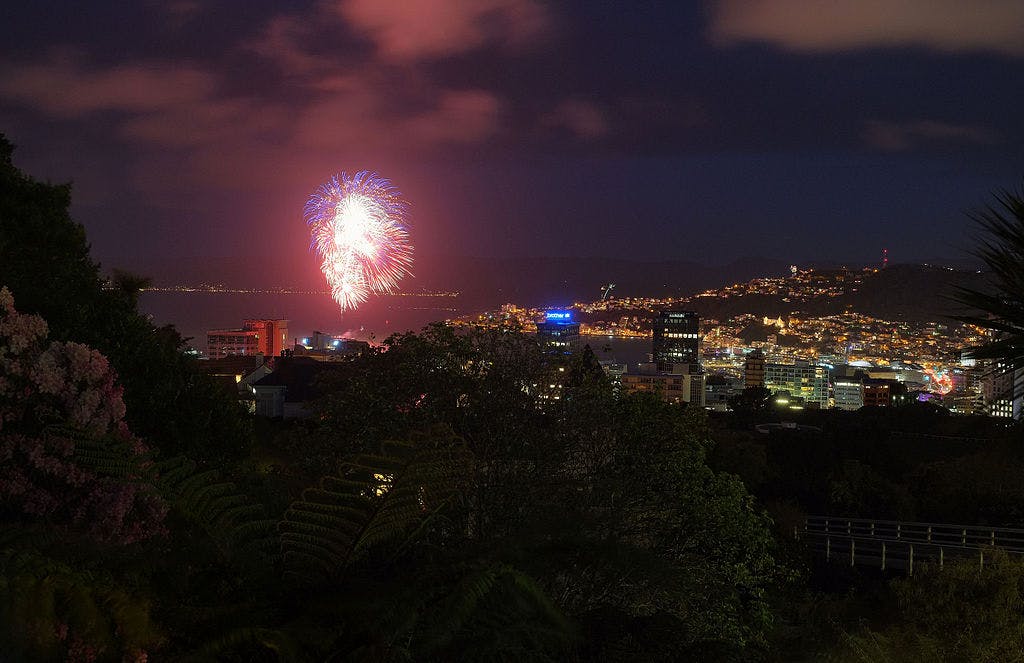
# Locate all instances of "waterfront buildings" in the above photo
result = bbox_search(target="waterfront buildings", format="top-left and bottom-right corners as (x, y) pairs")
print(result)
(206, 328), (260, 360)
(206, 318), (289, 359)
(244, 319), (289, 358)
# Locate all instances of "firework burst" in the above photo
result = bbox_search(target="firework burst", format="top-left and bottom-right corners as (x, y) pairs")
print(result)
(305, 172), (413, 312)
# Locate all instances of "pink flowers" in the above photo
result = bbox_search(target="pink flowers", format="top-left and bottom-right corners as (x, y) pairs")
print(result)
(0, 286), (167, 544)
(0, 286), (48, 354)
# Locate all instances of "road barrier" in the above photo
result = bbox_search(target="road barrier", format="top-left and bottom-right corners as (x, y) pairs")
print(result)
(799, 516), (1024, 574)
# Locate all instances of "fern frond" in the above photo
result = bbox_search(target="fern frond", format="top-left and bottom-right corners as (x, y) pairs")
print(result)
(152, 456), (278, 565)
(417, 564), (574, 655)
(187, 626), (301, 663)
(280, 425), (472, 583)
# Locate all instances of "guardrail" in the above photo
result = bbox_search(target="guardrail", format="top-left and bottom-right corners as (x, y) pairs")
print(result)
(800, 516), (1024, 574)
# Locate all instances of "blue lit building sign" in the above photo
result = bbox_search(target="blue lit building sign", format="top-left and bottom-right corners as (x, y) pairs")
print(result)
(545, 310), (572, 322)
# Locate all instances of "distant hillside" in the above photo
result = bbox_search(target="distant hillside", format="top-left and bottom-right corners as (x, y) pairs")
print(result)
(414, 255), (794, 309)
(650, 265), (990, 323)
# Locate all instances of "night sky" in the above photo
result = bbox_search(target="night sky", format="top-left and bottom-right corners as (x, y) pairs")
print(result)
(2, 1), (1023, 276)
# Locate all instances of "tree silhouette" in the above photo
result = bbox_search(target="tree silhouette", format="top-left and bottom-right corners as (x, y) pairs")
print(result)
(0, 134), (250, 458)
(953, 184), (1024, 414)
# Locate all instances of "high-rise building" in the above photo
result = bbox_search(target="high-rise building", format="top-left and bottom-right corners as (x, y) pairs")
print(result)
(536, 310), (581, 353)
(652, 311), (699, 368)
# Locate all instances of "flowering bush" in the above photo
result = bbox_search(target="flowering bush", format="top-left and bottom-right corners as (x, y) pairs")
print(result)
(0, 286), (166, 543)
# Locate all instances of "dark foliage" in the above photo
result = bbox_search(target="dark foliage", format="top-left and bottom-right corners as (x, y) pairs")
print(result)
(0, 134), (250, 459)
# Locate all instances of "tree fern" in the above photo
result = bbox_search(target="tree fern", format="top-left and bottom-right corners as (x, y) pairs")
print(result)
(280, 424), (472, 583)
(186, 626), (301, 663)
(952, 184), (1024, 407)
(154, 455), (277, 564)
(0, 548), (162, 660)
(70, 433), (145, 479)
(415, 563), (576, 658)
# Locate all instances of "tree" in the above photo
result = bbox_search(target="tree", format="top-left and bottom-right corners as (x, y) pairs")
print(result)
(0, 288), (166, 661)
(953, 184), (1024, 411)
(828, 551), (1024, 662)
(306, 327), (783, 658)
(0, 134), (250, 458)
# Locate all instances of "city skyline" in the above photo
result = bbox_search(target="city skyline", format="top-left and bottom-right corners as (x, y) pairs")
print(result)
(1, 2), (1023, 284)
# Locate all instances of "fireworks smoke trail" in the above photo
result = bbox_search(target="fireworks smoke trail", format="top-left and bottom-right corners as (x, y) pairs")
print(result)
(305, 172), (413, 312)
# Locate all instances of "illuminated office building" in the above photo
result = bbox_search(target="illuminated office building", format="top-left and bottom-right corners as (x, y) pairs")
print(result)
(536, 310), (581, 353)
(622, 362), (706, 406)
(652, 310), (699, 368)
(764, 359), (829, 408)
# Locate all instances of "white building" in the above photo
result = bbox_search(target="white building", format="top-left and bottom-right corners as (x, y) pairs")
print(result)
(622, 362), (706, 406)
(833, 378), (864, 411)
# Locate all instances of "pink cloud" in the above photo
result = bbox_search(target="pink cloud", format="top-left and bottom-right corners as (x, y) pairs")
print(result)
(0, 56), (217, 117)
(864, 119), (998, 151)
(336, 0), (549, 60)
(294, 78), (500, 150)
(544, 100), (608, 139)
(709, 0), (1024, 56)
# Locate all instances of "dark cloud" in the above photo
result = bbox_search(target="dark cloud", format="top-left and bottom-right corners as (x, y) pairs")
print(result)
(864, 120), (998, 152)
(0, 1), (1021, 269)
(0, 55), (217, 117)
(709, 0), (1024, 56)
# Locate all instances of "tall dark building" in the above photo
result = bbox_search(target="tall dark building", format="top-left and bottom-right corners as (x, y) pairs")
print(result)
(652, 310), (699, 368)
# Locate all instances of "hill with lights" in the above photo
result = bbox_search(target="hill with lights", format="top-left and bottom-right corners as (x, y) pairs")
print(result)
(585, 264), (990, 325)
